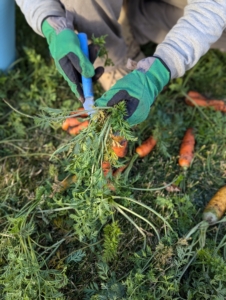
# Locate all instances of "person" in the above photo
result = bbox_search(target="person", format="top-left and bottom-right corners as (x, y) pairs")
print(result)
(16, 0), (226, 126)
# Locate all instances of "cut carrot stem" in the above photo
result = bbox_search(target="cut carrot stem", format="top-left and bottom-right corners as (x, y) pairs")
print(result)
(112, 140), (128, 158)
(178, 128), (195, 170)
(111, 134), (125, 143)
(203, 186), (226, 224)
(185, 91), (226, 112)
(135, 136), (157, 158)
(68, 120), (89, 135)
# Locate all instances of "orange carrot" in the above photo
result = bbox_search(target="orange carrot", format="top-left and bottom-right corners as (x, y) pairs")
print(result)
(113, 164), (128, 178)
(178, 128), (195, 169)
(101, 161), (115, 191)
(102, 161), (111, 177)
(135, 136), (157, 158)
(185, 91), (226, 112)
(203, 186), (226, 224)
(107, 182), (116, 192)
(62, 118), (70, 131)
(106, 165), (128, 192)
(112, 140), (128, 158)
(62, 117), (81, 131)
(62, 107), (89, 131)
(68, 120), (89, 135)
(187, 91), (206, 100)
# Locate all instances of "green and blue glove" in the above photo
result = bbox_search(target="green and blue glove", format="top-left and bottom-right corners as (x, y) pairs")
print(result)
(95, 57), (170, 126)
(42, 16), (104, 102)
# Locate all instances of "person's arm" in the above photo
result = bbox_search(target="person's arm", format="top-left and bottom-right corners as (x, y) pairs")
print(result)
(155, 0), (226, 78)
(95, 0), (226, 126)
(15, 0), (104, 101)
(15, 0), (65, 36)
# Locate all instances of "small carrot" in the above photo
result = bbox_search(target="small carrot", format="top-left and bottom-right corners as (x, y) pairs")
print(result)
(62, 118), (70, 131)
(102, 161), (111, 177)
(178, 128), (195, 169)
(68, 120), (89, 135)
(122, 135), (157, 180)
(186, 91), (206, 100)
(107, 182), (116, 192)
(105, 165), (128, 192)
(112, 140), (128, 158)
(62, 107), (89, 131)
(203, 186), (226, 224)
(179, 128), (195, 168)
(113, 164), (128, 178)
(185, 91), (226, 112)
(102, 161), (116, 191)
(135, 136), (157, 158)
(62, 117), (81, 131)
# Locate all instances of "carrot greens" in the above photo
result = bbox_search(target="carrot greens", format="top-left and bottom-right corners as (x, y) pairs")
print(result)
(1, 9), (226, 299)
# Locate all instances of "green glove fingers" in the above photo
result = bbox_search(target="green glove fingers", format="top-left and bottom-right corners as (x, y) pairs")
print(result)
(95, 58), (170, 126)
(51, 29), (94, 77)
(42, 19), (95, 101)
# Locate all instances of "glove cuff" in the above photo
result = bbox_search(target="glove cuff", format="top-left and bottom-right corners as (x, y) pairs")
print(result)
(136, 56), (171, 84)
(42, 13), (74, 41)
(46, 16), (74, 33)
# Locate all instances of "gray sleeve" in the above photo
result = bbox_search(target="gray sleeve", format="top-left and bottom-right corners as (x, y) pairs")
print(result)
(154, 0), (226, 79)
(15, 0), (65, 36)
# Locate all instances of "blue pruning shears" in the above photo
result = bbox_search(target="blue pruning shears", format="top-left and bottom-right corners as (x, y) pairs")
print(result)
(77, 33), (95, 116)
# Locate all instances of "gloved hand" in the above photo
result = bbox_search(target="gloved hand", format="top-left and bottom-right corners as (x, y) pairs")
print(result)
(42, 16), (104, 102)
(95, 57), (170, 126)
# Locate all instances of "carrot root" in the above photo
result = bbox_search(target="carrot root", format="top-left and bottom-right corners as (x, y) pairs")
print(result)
(112, 140), (128, 158)
(185, 91), (226, 112)
(68, 120), (89, 135)
(203, 186), (226, 224)
(62, 117), (81, 131)
(113, 164), (128, 178)
(102, 161), (112, 177)
(135, 136), (157, 158)
(178, 128), (195, 169)
(62, 107), (89, 132)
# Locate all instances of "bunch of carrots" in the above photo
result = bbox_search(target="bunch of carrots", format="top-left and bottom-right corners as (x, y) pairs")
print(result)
(60, 90), (226, 224)
(101, 134), (157, 191)
(60, 107), (195, 183)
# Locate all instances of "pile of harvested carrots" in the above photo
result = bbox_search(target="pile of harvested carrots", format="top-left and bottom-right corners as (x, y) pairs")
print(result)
(61, 91), (226, 225)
